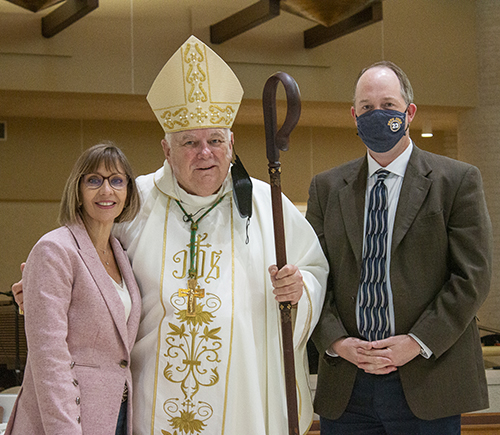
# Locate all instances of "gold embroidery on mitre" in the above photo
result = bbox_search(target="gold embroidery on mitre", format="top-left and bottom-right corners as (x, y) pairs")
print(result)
(147, 35), (244, 133)
(210, 104), (236, 127)
(161, 107), (190, 131)
(185, 41), (208, 105)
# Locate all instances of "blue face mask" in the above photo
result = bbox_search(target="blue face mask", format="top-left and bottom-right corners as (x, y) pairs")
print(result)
(356, 108), (408, 153)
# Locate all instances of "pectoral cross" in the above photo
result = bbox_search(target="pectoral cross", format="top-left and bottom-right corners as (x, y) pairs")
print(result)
(178, 278), (205, 317)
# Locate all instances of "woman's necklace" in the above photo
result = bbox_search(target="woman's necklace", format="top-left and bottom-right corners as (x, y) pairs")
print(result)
(98, 247), (112, 266)
(175, 196), (224, 317)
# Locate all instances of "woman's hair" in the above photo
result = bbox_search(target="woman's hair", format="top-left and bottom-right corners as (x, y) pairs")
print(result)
(58, 142), (141, 226)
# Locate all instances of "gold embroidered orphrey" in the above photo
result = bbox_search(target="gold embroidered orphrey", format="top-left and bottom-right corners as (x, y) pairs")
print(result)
(158, 198), (227, 435)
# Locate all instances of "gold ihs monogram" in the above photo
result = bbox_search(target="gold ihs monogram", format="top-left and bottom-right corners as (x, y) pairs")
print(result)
(172, 233), (221, 283)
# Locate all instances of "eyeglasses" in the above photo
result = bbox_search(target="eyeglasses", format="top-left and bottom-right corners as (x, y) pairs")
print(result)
(82, 173), (128, 190)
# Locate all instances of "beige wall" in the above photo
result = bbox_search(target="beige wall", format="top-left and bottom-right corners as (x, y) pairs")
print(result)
(0, 115), (446, 295)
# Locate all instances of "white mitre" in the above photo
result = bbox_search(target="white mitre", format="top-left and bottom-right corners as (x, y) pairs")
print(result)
(147, 35), (244, 133)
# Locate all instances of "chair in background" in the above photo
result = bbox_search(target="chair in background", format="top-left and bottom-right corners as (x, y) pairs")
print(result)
(0, 300), (26, 391)
(0, 393), (17, 424)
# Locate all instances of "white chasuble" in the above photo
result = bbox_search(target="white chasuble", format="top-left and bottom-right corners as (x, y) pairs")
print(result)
(114, 162), (328, 435)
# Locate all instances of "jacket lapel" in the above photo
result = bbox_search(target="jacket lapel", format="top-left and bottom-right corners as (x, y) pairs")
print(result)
(339, 147), (433, 261)
(339, 157), (368, 265)
(67, 222), (131, 350)
(392, 146), (433, 252)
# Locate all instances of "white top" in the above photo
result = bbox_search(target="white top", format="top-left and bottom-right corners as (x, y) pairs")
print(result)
(111, 277), (132, 321)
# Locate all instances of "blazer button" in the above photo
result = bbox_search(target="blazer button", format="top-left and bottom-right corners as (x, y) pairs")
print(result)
(119, 360), (128, 368)
(72, 379), (79, 386)
(77, 416), (81, 424)
(76, 396), (81, 405)
(70, 361), (75, 369)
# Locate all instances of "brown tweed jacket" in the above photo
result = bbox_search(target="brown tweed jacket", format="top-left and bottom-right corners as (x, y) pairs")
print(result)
(307, 145), (492, 420)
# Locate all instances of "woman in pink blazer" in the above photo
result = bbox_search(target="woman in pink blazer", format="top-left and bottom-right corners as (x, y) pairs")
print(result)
(6, 143), (142, 435)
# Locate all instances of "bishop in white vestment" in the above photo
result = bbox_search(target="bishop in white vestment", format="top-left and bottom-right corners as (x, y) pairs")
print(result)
(113, 35), (329, 435)
(114, 162), (328, 435)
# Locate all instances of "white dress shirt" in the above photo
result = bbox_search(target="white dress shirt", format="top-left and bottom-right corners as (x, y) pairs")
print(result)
(356, 141), (431, 357)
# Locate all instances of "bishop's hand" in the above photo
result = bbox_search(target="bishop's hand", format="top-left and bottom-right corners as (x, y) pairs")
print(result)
(268, 264), (303, 305)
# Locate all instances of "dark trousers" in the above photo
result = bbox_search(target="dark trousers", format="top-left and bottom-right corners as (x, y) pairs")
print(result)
(115, 399), (128, 435)
(320, 370), (461, 435)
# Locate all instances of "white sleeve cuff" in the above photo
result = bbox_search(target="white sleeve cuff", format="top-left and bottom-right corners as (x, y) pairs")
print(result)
(409, 333), (433, 359)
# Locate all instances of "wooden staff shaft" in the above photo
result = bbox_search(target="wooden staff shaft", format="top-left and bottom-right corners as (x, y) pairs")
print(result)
(269, 161), (299, 435)
(263, 71), (302, 435)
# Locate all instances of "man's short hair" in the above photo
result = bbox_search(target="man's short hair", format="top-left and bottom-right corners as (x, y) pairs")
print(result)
(163, 128), (232, 147)
(353, 60), (414, 106)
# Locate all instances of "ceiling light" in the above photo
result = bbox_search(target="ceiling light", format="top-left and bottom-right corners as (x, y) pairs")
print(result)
(421, 120), (433, 138)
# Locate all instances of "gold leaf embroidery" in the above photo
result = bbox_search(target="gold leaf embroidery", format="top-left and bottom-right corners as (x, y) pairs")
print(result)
(162, 293), (222, 434)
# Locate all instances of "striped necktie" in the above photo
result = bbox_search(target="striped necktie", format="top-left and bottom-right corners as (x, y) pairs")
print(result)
(358, 169), (391, 341)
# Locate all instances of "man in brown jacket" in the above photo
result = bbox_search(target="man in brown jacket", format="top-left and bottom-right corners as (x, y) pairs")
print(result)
(307, 60), (492, 434)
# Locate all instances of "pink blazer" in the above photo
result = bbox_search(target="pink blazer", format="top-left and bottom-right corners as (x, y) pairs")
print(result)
(6, 222), (141, 435)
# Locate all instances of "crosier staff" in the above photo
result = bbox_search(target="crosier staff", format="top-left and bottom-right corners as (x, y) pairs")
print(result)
(263, 71), (301, 435)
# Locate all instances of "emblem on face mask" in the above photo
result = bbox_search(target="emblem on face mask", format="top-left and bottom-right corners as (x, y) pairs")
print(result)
(388, 117), (403, 132)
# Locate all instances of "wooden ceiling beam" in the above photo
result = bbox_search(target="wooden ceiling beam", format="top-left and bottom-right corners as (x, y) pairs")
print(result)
(42, 0), (98, 38)
(4, 0), (63, 13)
(304, 1), (382, 49)
(210, 0), (280, 44)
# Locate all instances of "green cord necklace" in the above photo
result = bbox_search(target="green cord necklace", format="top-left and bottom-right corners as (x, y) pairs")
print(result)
(175, 196), (224, 316)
